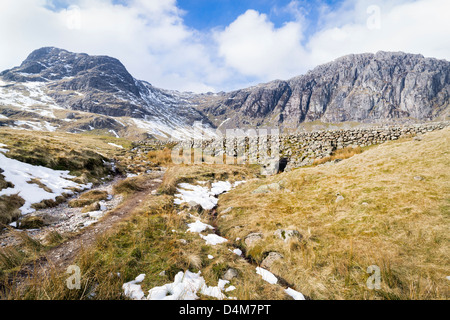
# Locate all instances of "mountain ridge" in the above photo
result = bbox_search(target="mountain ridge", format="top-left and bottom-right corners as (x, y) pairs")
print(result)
(0, 47), (448, 139)
(194, 51), (449, 131)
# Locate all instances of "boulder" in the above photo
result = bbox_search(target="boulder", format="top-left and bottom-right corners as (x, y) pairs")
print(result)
(245, 233), (263, 246)
(223, 268), (239, 281)
(261, 252), (284, 269)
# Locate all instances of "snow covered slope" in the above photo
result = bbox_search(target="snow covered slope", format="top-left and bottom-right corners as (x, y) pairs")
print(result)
(0, 47), (217, 140)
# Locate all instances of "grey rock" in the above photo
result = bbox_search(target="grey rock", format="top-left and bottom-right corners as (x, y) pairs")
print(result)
(244, 232), (263, 246)
(261, 252), (284, 269)
(221, 207), (233, 214)
(274, 229), (302, 242)
(194, 51), (449, 129)
(223, 268), (239, 281)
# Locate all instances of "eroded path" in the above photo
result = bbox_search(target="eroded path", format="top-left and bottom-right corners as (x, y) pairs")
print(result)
(13, 171), (165, 283)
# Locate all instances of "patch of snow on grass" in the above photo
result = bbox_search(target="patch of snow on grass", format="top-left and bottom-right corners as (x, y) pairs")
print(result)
(123, 274), (146, 300)
(187, 220), (214, 233)
(0, 153), (89, 215)
(108, 142), (123, 149)
(174, 181), (246, 210)
(200, 233), (228, 246)
(256, 267), (278, 285)
(146, 270), (228, 300)
(174, 183), (217, 210)
(210, 181), (232, 195)
(231, 248), (242, 256)
(285, 288), (306, 300)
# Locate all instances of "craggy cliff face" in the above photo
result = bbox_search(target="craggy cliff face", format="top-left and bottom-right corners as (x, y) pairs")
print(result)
(194, 52), (449, 131)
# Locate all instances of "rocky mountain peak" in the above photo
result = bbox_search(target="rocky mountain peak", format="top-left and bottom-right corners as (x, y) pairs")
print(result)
(195, 51), (449, 130)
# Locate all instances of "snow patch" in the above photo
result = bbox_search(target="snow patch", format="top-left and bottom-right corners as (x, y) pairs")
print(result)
(187, 220), (214, 233)
(108, 142), (123, 149)
(256, 267), (278, 285)
(122, 274), (146, 300)
(285, 288), (306, 300)
(146, 270), (229, 300)
(0, 153), (90, 215)
(200, 233), (228, 246)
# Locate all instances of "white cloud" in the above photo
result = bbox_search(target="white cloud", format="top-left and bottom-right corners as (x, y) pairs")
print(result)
(306, 0), (450, 66)
(215, 0), (450, 86)
(215, 9), (308, 81)
(0, 0), (221, 92)
(0, 0), (448, 93)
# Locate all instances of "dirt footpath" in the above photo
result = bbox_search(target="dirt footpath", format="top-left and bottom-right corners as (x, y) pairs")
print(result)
(15, 172), (165, 282)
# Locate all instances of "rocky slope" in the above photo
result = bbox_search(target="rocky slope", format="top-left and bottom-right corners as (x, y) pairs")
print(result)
(194, 51), (449, 131)
(0, 47), (215, 140)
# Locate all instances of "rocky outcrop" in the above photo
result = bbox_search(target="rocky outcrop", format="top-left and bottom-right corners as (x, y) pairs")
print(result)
(194, 52), (449, 130)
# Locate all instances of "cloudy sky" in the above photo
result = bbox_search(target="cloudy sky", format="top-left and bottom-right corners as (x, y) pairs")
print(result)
(0, 0), (449, 93)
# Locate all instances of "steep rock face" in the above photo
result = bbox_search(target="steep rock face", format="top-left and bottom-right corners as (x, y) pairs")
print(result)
(195, 52), (449, 130)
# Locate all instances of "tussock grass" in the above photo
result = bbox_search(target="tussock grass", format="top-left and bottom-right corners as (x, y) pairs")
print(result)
(313, 146), (363, 165)
(112, 174), (158, 196)
(0, 194), (24, 225)
(159, 164), (260, 195)
(146, 148), (173, 166)
(68, 190), (108, 208)
(43, 230), (65, 246)
(217, 128), (450, 300)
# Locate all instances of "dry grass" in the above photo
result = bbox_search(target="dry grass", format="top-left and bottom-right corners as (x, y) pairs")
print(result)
(2, 189), (287, 300)
(112, 173), (160, 196)
(313, 146), (363, 165)
(146, 148), (173, 166)
(0, 194), (24, 225)
(68, 190), (109, 208)
(217, 127), (450, 300)
(159, 164), (260, 195)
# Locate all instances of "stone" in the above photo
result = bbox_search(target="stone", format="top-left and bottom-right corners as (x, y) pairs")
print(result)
(244, 233), (263, 246)
(336, 195), (345, 203)
(221, 207), (233, 214)
(274, 229), (302, 242)
(261, 252), (284, 269)
(252, 183), (282, 194)
(223, 268), (239, 281)
(414, 176), (424, 181)
(188, 201), (203, 213)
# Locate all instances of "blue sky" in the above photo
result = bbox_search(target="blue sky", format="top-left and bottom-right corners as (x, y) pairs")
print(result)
(177, 0), (333, 30)
(1, 0), (449, 92)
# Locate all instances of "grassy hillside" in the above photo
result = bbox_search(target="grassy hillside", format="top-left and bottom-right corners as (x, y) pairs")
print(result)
(0, 128), (130, 224)
(217, 127), (450, 299)
(1, 127), (448, 300)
